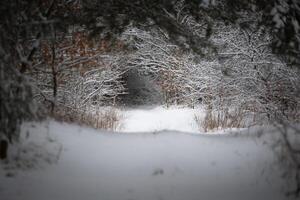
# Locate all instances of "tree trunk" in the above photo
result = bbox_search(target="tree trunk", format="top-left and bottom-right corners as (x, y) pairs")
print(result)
(0, 140), (8, 159)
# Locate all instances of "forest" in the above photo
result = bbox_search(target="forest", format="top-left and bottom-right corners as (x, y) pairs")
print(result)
(0, 0), (300, 200)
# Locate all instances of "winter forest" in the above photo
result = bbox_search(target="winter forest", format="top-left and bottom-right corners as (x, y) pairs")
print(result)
(0, 0), (300, 200)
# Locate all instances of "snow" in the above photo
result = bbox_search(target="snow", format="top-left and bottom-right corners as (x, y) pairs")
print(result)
(0, 107), (293, 200)
(121, 106), (202, 133)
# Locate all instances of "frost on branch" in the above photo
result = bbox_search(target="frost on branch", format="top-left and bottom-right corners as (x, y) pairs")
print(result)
(209, 20), (300, 123)
(65, 61), (126, 111)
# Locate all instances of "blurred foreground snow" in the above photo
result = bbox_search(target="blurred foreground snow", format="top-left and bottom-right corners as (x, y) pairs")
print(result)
(0, 107), (294, 200)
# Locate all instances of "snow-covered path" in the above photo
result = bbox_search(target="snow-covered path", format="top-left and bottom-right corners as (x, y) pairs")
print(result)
(121, 106), (202, 133)
(0, 116), (290, 200)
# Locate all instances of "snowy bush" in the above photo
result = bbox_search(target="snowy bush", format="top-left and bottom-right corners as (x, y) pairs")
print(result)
(200, 21), (300, 123)
(53, 107), (123, 131)
(182, 18), (300, 130)
(62, 62), (126, 111)
(196, 107), (246, 132)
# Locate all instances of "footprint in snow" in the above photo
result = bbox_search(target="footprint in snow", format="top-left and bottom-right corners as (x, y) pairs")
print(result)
(152, 168), (164, 176)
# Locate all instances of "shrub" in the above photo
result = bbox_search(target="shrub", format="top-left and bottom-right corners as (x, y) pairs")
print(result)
(196, 106), (246, 132)
(52, 106), (122, 131)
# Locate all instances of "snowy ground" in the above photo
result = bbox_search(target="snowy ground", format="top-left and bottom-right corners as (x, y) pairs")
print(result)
(121, 106), (202, 133)
(0, 107), (294, 200)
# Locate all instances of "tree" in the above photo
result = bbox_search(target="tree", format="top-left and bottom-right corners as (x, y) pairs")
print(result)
(0, 0), (58, 158)
(221, 0), (300, 66)
(78, 0), (300, 66)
